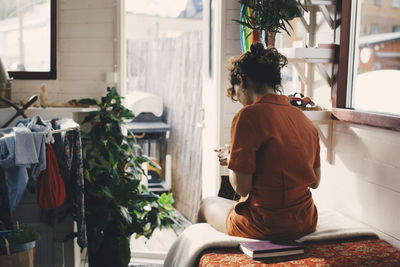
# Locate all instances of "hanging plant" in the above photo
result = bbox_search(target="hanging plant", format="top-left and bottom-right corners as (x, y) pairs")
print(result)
(79, 87), (177, 267)
(234, 0), (307, 47)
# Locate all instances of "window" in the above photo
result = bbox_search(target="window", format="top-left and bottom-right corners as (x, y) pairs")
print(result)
(333, 0), (400, 131)
(393, 25), (400, 32)
(393, 0), (400, 8)
(374, 0), (382, 6)
(370, 24), (379, 34)
(0, 0), (56, 79)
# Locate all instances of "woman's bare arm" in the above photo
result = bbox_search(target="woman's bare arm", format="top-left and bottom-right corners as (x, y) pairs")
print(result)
(229, 169), (252, 197)
(215, 146), (253, 197)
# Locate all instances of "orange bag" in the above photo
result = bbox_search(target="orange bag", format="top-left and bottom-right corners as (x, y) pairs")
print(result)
(37, 144), (66, 210)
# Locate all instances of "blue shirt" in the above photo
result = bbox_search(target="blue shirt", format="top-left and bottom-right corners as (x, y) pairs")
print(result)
(0, 116), (47, 212)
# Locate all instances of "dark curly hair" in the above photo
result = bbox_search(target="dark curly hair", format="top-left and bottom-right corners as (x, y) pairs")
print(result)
(227, 42), (288, 101)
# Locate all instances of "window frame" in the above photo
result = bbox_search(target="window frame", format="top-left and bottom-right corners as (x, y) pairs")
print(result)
(332, 0), (400, 132)
(7, 0), (57, 80)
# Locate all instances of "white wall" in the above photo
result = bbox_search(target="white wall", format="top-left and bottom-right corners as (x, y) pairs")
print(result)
(313, 120), (400, 249)
(10, 0), (118, 105)
(201, 0), (243, 198)
(219, 0), (243, 177)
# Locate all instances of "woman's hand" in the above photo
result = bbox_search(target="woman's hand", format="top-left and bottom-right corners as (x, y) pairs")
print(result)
(214, 145), (230, 166)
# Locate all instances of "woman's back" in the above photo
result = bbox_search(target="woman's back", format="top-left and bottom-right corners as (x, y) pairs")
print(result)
(198, 43), (321, 241)
(227, 94), (320, 240)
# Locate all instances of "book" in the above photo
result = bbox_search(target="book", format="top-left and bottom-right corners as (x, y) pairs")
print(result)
(239, 240), (305, 259)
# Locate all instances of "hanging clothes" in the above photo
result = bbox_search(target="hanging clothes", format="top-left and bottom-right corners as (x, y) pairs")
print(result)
(51, 118), (87, 248)
(0, 127), (46, 213)
(0, 167), (12, 229)
(37, 143), (66, 210)
(16, 115), (54, 144)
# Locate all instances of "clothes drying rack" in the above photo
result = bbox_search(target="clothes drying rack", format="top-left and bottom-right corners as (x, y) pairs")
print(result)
(0, 124), (79, 135)
(0, 94), (80, 134)
(0, 95), (39, 128)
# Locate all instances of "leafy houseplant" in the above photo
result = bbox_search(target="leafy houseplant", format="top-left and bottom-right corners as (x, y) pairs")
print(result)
(79, 87), (176, 267)
(7, 223), (40, 245)
(0, 222), (39, 260)
(234, 0), (307, 47)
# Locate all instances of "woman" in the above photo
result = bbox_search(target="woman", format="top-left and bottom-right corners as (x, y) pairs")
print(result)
(198, 43), (321, 240)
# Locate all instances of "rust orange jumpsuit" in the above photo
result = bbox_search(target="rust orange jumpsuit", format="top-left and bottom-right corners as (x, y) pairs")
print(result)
(227, 94), (320, 240)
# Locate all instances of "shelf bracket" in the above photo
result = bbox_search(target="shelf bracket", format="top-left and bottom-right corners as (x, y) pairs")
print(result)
(314, 119), (334, 164)
(317, 5), (335, 30)
(316, 63), (332, 86)
(292, 62), (307, 84)
(300, 16), (310, 33)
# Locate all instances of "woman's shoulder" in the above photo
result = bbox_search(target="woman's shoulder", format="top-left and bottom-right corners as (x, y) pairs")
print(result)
(234, 104), (260, 121)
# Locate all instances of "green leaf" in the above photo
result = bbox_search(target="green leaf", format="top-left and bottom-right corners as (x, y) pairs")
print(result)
(143, 155), (161, 169)
(101, 186), (113, 199)
(118, 206), (132, 224)
(234, 0), (307, 35)
(158, 193), (175, 206)
(119, 108), (135, 120)
(79, 98), (101, 106)
(81, 111), (99, 125)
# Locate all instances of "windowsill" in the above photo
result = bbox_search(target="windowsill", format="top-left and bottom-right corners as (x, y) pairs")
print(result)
(303, 110), (332, 121)
(331, 108), (400, 131)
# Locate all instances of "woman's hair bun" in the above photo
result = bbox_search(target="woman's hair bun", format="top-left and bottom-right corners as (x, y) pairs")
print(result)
(226, 42), (288, 98)
(249, 42), (287, 70)
(250, 42), (266, 56)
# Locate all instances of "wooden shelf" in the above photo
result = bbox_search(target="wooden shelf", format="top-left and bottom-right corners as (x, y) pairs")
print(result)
(279, 47), (334, 63)
(279, 47), (334, 86)
(308, 0), (336, 6)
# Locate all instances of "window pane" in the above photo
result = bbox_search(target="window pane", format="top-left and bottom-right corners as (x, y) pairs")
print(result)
(352, 0), (400, 115)
(0, 0), (51, 72)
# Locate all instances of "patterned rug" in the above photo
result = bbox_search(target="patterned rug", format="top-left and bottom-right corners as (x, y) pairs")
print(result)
(199, 237), (400, 266)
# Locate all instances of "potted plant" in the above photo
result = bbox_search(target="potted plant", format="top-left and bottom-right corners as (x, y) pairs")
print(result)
(234, 0), (307, 47)
(7, 222), (39, 248)
(0, 222), (39, 267)
(79, 87), (177, 267)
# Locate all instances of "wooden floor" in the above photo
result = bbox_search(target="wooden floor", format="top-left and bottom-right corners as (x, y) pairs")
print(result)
(130, 209), (192, 266)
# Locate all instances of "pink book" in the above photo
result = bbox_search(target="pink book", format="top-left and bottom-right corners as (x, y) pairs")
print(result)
(239, 240), (305, 259)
